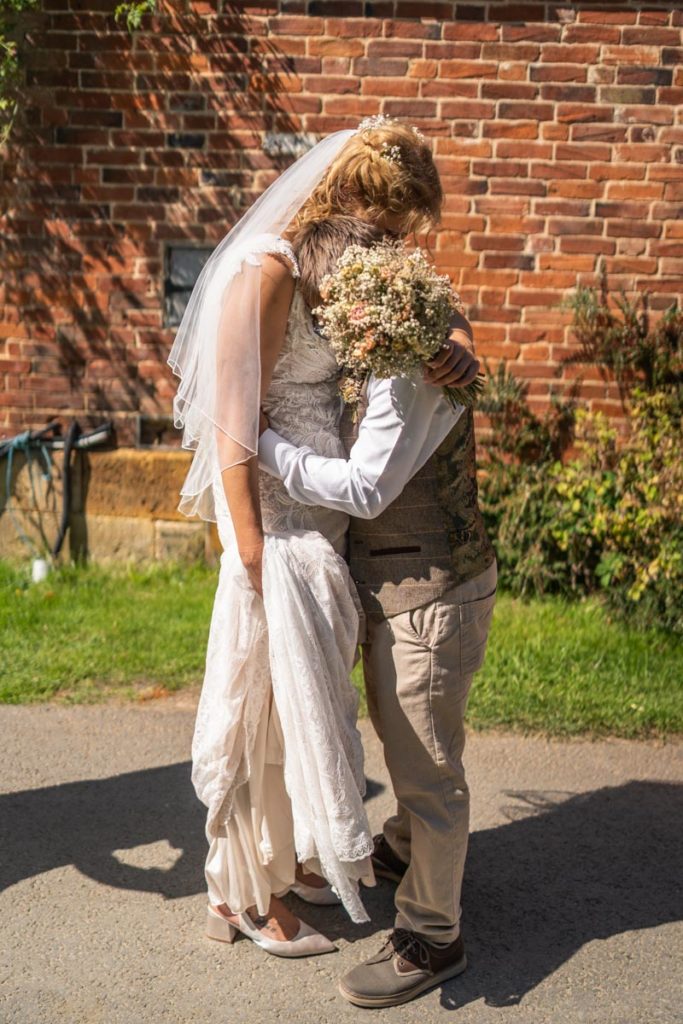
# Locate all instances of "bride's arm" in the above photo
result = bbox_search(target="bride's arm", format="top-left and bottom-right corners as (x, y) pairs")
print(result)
(220, 254), (295, 595)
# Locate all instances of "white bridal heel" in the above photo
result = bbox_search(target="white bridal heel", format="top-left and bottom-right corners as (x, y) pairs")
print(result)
(290, 880), (342, 905)
(206, 905), (337, 958)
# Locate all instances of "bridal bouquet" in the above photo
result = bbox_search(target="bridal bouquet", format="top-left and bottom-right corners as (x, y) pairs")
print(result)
(313, 239), (485, 415)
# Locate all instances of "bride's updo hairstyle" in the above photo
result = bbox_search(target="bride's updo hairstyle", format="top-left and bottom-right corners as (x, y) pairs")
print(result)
(288, 116), (443, 241)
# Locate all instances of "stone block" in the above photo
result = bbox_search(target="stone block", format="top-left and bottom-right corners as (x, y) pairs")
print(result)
(262, 131), (317, 157)
(0, 450), (207, 563)
(154, 519), (206, 562)
(0, 508), (59, 562)
(2, 448), (192, 523)
(79, 449), (194, 521)
(69, 513), (155, 563)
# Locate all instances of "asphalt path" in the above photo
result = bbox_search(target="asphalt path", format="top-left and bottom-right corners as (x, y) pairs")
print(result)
(1, 699), (681, 1024)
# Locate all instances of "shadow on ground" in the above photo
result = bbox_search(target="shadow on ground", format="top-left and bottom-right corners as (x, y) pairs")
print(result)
(1, 768), (681, 1009)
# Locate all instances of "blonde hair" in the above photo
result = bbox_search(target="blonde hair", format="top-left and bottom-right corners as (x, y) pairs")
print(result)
(287, 120), (443, 241)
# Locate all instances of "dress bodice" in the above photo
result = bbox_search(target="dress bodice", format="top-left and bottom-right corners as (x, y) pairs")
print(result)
(262, 286), (343, 448)
(213, 258), (349, 555)
(259, 284), (349, 552)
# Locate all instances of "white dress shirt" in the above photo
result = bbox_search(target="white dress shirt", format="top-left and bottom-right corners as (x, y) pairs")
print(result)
(258, 374), (463, 520)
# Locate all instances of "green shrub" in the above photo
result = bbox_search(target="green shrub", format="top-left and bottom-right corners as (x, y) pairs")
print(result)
(0, 0), (38, 144)
(114, 0), (156, 32)
(478, 362), (577, 596)
(479, 275), (683, 634)
(552, 390), (683, 632)
(567, 263), (683, 399)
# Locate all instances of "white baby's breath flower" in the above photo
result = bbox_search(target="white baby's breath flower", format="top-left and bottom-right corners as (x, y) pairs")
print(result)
(314, 239), (482, 414)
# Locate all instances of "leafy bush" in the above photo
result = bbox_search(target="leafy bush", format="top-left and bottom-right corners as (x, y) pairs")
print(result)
(553, 390), (683, 632)
(0, 0), (38, 144)
(567, 263), (683, 400)
(479, 275), (683, 634)
(114, 0), (156, 32)
(478, 364), (578, 596)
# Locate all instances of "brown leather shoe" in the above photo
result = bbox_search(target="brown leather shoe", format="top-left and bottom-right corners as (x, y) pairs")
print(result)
(338, 928), (467, 1008)
(370, 834), (408, 884)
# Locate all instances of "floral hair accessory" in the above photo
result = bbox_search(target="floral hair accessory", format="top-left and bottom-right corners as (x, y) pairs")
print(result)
(357, 114), (426, 143)
(380, 144), (402, 165)
(357, 114), (394, 133)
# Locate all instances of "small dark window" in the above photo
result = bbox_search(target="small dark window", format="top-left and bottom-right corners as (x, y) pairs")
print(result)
(164, 245), (213, 328)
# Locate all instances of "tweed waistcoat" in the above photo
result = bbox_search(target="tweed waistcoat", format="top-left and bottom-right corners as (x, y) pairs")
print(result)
(341, 399), (496, 621)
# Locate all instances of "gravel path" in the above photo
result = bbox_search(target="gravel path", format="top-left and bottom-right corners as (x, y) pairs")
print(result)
(1, 700), (681, 1024)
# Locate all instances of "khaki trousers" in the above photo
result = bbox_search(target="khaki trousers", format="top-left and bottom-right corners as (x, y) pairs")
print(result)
(362, 559), (497, 945)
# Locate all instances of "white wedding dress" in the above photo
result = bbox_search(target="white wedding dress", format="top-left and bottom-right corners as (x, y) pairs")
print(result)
(191, 244), (375, 925)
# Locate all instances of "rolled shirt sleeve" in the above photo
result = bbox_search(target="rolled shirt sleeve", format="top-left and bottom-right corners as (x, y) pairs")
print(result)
(258, 374), (463, 520)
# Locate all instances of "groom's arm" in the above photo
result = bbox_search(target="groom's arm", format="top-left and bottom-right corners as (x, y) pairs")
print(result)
(258, 374), (462, 520)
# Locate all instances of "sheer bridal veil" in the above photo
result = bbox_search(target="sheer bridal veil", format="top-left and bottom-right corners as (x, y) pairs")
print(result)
(167, 127), (358, 521)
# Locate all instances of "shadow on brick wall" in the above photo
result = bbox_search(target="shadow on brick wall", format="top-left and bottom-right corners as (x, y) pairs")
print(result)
(0, 1), (302, 442)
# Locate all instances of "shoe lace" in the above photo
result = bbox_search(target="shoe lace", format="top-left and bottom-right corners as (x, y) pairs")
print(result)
(391, 928), (431, 970)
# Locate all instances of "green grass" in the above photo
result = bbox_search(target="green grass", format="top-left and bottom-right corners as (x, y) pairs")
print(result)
(468, 593), (682, 737)
(0, 559), (216, 703)
(1, 560), (681, 737)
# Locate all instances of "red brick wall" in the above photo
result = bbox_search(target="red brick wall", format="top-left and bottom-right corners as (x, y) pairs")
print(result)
(1, 0), (681, 443)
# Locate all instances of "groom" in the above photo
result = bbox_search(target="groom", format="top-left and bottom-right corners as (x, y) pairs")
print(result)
(258, 227), (496, 1008)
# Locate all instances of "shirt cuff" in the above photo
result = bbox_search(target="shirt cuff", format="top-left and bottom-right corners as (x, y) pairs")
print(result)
(258, 427), (297, 479)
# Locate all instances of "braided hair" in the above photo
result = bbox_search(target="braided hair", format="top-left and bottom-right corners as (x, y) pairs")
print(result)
(289, 120), (443, 242)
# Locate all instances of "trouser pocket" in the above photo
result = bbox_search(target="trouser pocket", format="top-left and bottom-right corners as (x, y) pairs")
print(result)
(459, 589), (496, 677)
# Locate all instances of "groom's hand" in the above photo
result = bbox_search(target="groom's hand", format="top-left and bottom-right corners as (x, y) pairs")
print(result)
(424, 335), (481, 387)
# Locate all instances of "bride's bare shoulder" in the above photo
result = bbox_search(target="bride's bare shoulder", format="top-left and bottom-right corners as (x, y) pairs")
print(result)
(259, 236), (300, 281)
(258, 253), (298, 376)
(260, 256), (296, 326)
(261, 250), (296, 281)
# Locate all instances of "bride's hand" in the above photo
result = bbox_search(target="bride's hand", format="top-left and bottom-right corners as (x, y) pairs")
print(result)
(424, 335), (480, 388)
(239, 539), (264, 597)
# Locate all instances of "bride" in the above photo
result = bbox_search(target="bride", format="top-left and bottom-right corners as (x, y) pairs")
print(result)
(168, 116), (459, 958)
